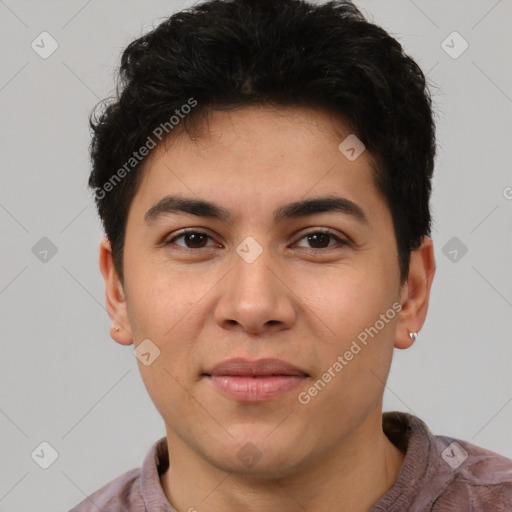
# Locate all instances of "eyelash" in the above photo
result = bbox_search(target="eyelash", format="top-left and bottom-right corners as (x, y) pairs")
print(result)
(163, 229), (349, 252)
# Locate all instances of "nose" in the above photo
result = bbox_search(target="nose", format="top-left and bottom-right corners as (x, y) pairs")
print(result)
(214, 244), (296, 335)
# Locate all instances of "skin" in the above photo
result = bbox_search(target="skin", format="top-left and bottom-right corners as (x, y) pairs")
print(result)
(100, 105), (435, 512)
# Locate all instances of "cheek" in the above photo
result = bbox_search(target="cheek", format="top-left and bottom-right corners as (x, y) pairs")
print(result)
(137, 361), (201, 438)
(299, 264), (398, 404)
(125, 262), (204, 342)
(127, 270), (203, 409)
(294, 263), (395, 343)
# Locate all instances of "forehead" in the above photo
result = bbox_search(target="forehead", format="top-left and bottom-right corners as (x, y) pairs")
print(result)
(128, 105), (385, 226)
(151, 105), (364, 165)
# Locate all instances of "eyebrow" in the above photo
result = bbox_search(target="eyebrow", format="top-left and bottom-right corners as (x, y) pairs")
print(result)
(144, 194), (369, 226)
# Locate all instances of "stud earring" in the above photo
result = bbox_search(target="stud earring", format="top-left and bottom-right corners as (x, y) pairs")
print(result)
(409, 332), (418, 343)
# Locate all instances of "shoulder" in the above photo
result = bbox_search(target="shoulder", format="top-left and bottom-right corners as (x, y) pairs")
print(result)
(68, 436), (169, 512)
(432, 434), (512, 510)
(68, 467), (143, 512)
(381, 412), (512, 511)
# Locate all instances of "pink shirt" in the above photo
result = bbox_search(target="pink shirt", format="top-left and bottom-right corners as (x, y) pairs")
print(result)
(69, 411), (512, 511)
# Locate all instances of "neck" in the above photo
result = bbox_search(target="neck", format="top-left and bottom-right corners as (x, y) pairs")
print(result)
(160, 409), (405, 512)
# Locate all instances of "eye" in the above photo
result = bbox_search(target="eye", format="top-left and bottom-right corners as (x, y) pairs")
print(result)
(163, 228), (348, 251)
(164, 230), (218, 250)
(294, 229), (348, 250)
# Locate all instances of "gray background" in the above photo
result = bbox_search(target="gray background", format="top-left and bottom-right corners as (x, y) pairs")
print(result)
(1, 0), (511, 510)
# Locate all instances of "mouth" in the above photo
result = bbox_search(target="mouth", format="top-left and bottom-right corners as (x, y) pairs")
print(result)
(202, 358), (310, 403)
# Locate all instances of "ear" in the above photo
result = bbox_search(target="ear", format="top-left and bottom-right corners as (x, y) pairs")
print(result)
(99, 237), (133, 346)
(395, 236), (436, 349)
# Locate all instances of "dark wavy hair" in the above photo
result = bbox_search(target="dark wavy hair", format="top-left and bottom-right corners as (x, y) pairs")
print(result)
(88, 0), (436, 285)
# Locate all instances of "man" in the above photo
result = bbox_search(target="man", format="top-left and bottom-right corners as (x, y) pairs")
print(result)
(71, 0), (512, 510)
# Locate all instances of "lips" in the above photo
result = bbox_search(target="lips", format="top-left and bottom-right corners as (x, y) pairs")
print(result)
(204, 357), (309, 377)
(203, 358), (309, 402)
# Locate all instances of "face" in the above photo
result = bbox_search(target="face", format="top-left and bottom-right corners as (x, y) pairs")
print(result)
(109, 106), (411, 477)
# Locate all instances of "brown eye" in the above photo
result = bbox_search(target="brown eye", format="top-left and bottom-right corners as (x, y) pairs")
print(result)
(165, 231), (216, 249)
(295, 230), (348, 250)
(305, 232), (331, 249)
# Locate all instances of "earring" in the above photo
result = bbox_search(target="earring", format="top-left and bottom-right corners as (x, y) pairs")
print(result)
(409, 332), (418, 343)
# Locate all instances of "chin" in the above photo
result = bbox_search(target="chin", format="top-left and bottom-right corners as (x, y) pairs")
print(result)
(210, 450), (307, 480)
(202, 431), (312, 479)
